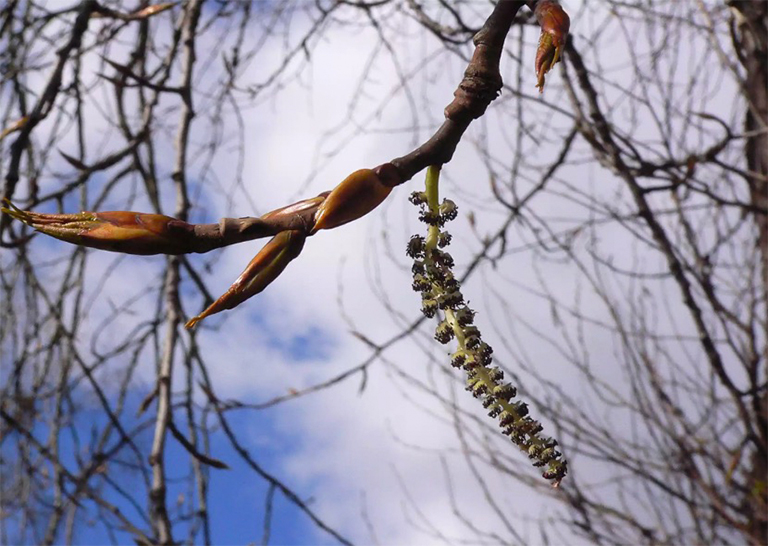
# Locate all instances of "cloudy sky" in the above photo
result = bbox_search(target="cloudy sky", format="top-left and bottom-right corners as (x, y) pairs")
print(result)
(5, 1), (740, 544)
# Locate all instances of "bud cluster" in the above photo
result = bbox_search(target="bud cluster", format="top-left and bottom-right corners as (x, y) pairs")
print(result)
(407, 175), (567, 486)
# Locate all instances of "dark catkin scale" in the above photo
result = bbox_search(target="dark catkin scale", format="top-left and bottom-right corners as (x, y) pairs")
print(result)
(444, 291), (464, 309)
(451, 351), (466, 368)
(412, 275), (431, 293)
(419, 210), (441, 225)
(426, 263), (446, 283)
(528, 444), (543, 459)
(487, 367), (503, 382)
(463, 326), (480, 339)
(469, 382), (488, 398)
(455, 307), (475, 326)
(434, 321), (455, 344)
(409, 191), (428, 206)
(493, 384), (516, 401)
(432, 249), (454, 268)
(465, 334), (481, 349)
(439, 199), (458, 222)
(421, 297), (438, 318)
(514, 402), (529, 417)
(462, 356), (478, 371)
(442, 274), (460, 292)
(407, 235), (426, 258)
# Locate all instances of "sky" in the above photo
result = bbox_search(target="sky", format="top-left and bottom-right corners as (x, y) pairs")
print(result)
(1, 1), (746, 545)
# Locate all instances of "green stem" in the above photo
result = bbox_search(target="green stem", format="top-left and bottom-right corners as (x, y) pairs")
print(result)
(425, 165), (441, 252)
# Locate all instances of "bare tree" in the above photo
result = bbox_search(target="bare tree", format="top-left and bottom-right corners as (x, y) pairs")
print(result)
(1, 1), (765, 545)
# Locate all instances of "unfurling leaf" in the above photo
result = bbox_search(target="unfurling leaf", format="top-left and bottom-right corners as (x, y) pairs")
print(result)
(1, 199), (194, 255)
(185, 230), (306, 329)
(534, 0), (570, 92)
(311, 168), (393, 233)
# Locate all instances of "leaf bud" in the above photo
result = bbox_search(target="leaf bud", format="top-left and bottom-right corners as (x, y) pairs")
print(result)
(534, 0), (570, 92)
(186, 230), (306, 328)
(312, 169), (392, 233)
(1, 200), (196, 255)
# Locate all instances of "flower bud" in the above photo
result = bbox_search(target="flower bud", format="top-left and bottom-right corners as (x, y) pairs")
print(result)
(406, 235), (426, 258)
(454, 307), (475, 326)
(534, 1), (570, 92)
(411, 274), (431, 293)
(185, 230), (306, 328)
(311, 168), (393, 233)
(450, 350), (467, 368)
(421, 297), (438, 318)
(486, 366), (504, 382)
(418, 209), (440, 226)
(439, 199), (458, 222)
(493, 383), (516, 401)
(434, 320), (455, 344)
(2, 199), (194, 255)
(408, 191), (428, 206)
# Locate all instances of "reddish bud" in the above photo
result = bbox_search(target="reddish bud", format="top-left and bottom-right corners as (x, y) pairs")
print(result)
(534, 1), (570, 92)
(185, 230), (306, 328)
(311, 169), (393, 233)
(1, 199), (193, 255)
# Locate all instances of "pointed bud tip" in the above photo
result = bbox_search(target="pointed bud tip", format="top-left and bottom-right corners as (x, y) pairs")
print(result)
(312, 169), (393, 233)
(534, 1), (570, 93)
(185, 316), (202, 329)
